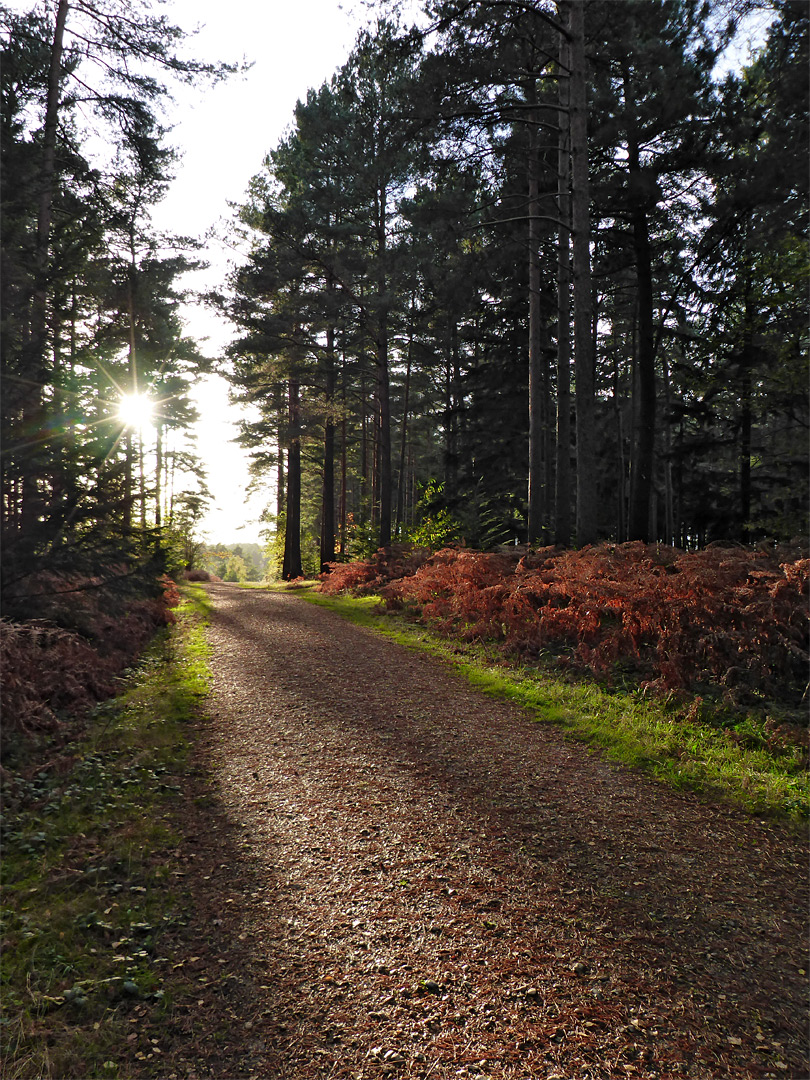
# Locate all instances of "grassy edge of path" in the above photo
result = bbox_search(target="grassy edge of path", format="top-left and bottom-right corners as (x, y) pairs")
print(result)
(289, 585), (808, 826)
(0, 585), (213, 1080)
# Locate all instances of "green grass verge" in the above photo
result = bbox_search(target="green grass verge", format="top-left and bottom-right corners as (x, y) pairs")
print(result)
(297, 588), (809, 825)
(0, 586), (212, 1080)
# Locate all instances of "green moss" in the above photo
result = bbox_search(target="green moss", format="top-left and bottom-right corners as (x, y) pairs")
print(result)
(0, 586), (213, 1079)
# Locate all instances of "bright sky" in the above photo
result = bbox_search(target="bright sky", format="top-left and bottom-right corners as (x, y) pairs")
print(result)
(148, 0), (371, 545)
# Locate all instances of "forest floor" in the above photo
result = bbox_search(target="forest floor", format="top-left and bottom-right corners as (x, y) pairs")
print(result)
(151, 582), (807, 1080)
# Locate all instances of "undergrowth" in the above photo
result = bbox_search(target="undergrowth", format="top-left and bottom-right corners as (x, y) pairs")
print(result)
(1, 576), (182, 738)
(300, 585), (809, 824)
(0, 586), (212, 1080)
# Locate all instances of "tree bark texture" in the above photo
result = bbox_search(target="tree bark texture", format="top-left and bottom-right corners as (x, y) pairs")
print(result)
(626, 136), (656, 542)
(375, 189), (392, 550)
(567, 0), (598, 546)
(738, 281), (755, 542)
(19, 0), (69, 535)
(527, 95), (544, 544)
(320, 325), (337, 572)
(555, 26), (572, 546)
(283, 378), (303, 580)
(396, 313), (414, 539)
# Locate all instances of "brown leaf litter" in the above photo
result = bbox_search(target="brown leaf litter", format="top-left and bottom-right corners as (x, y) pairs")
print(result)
(148, 583), (808, 1080)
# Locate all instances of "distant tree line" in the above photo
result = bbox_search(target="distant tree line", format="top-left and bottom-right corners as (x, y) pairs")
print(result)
(202, 543), (266, 582)
(217, 0), (807, 578)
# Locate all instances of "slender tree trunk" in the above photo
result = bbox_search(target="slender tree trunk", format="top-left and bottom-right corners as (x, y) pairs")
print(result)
(375, 333), (392, 547)
(396, 308), (414, 539)
(567, 0), (597, 545)
(320, 324), (336, 572)
(169, 444), (176, 521)
(555, 26), (572, 547)
(627, 193), (656, 539)
(611, 324), (627, 542)
(624, 63), (657, 543)
(542, 335), (553, 540)
(138, 431), (146, 532)
(527, 91), (544, 543)
(20, 0), (69, 534)
(375, 187), (392, 550)
(124, 432), (133, 530)
(126, 236), (142, 534)
(360, 360), (369, 518)
(339, 351), (347, 557)
(34, 0), (69, 319)
(155, 420), (163, 531)
(626, 197), (656, 541)
(282, 377), (303, 580)
(443, 323), (461, 506)
(615, 400), (626, 541)
(662, 354), (674, 546)
(276, 382), (285, 519)
(739, 276), (754, 541)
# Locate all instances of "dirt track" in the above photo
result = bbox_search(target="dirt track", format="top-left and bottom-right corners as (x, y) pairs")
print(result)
(166, 582), (809, 1079)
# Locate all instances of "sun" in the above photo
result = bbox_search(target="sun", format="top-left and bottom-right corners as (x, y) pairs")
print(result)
(118, 392), (154, 430)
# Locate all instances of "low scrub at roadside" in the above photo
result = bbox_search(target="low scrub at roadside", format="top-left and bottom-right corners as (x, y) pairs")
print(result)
(0, 587), (211, 1080)
(1, 576), (181, 738)
(326, 541), (808, 711)
(321, 543), (432, 595)
(313, 542), (809, 821)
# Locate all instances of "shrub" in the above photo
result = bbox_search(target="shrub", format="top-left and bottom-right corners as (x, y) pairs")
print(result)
(374, 542), (809, 709)
(183, 568), (221, 582)
(0, 572), (181, 738)
(320, 544), (433, 595)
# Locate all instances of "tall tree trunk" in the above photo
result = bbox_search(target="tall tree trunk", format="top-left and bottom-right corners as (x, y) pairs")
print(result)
(444, 323), (461, 506)
(275, 382), (285, 519)
(543, 334), (553, 541)
(662, 353), (674, 546)
(527, 93), (544, 543)
(567, 0), (598, 545)
(360, 359), (369, 518)
(739, 275), (754, 541)
(35, 0), (69, 318)
(626, 199), (656, 541)
(555, 25), (572, 546)
(155, 420), (163, 531)
(168, 443), (176, 522)
(396, 308), (414, 539)
(375, 332), (392, 547)
(320, 324), (336, 572)
(282, 378), (303, 580)
(375, 191), (392, 550)
(624, 64), (657, 543)
(339, 351), (347, 557)
(124, 432), (133, 531)
(626, 173), (656, 539)
(20, 0), (69, 535)
(138, 430), (146, 532)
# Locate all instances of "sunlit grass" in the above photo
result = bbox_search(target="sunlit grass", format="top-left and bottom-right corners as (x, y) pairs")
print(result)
(297, 588), (808, 824)
(0, 586), (212, 1080)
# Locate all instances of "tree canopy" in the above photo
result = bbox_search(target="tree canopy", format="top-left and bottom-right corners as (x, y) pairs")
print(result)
(218, 1), (807, 577)
(3, 0), (806, 594)
(1, 0), (237, 616)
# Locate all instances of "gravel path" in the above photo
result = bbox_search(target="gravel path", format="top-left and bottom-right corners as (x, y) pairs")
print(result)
(173, 583), (808, 1079)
